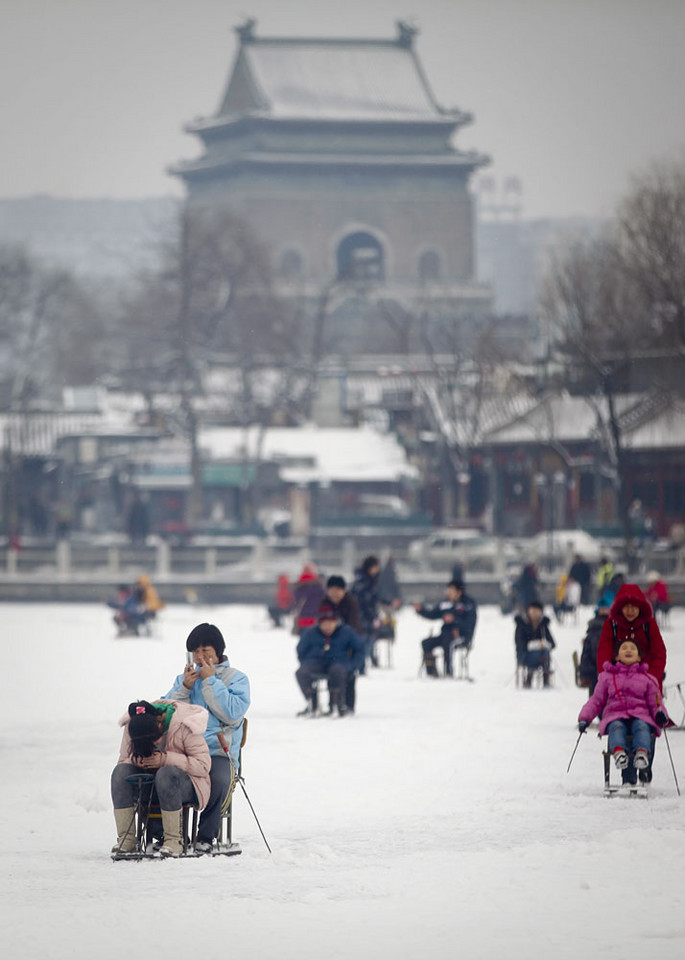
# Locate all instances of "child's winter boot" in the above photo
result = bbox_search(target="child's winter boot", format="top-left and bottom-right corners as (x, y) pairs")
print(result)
(613, 747), (629, 769)
(159, 809), (184, 857)
(633, 749), (650, 770)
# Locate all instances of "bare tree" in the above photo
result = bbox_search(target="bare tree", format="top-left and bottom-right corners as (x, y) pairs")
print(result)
(0, 245), (104, 406)
(617, 158), (685, 350)
(116, 205), (309, 525)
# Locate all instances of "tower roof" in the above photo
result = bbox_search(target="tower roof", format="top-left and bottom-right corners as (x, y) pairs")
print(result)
(189, 20), (469, 131)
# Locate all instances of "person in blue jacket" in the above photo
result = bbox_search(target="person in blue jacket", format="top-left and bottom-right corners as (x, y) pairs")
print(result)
(163, 622), (250, 853)
(295, 605), (365, 717)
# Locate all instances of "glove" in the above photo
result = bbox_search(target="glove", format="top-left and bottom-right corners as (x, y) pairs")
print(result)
(655, 711), (668, 727)
(577, 721), (589, 734)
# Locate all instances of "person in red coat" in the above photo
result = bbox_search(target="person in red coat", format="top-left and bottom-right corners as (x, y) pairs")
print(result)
(596, 583), (666, 690)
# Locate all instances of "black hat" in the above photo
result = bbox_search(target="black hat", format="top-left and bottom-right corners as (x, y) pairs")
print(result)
(318, 604), (339, 622)
(326, 575), (346, 589)
(127, 701), (162, 756)
(185, 622), (225, 658)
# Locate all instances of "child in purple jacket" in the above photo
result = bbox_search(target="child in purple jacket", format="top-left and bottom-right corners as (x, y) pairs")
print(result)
(577, 639), (668, 779)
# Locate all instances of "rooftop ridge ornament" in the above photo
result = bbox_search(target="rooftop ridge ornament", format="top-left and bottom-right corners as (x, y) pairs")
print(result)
(234, 18), (257, 44)
(396, 20), (418, 48)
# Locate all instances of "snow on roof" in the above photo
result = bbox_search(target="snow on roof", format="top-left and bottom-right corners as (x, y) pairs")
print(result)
(198, 425), (419, 484)
(218, 37), (456, 124)
(482, 393), (685, 449)
(622, 398), (685, 449)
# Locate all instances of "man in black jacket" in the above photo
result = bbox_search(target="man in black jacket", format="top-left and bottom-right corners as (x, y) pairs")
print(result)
(325, 574), (363, 712)
(415, 580), (477, 677)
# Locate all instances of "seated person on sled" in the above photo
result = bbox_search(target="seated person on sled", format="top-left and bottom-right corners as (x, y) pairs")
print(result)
(416, 580), (477, 677)
(577, 640), (669, 787)
(110, 699), (211, 858)
(107, 584), (149, 635)
(514, 600), (555, 687)
(295, 604), (364, 716)
(163, 623), (250, 854)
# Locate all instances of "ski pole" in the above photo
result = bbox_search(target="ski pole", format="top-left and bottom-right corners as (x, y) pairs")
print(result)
(218, 733), (272, 853)
(566, 729), (585, 774)
(661, 726), (681, 796)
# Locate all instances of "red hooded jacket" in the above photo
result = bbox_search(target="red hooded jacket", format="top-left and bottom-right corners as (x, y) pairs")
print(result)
(596, 583), (666, 689)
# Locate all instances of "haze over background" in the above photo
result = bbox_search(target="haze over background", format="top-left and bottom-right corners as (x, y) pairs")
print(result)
(3, 0), (685, 220)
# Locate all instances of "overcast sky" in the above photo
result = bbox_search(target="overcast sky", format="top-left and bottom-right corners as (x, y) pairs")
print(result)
(2, 0), (685, 219)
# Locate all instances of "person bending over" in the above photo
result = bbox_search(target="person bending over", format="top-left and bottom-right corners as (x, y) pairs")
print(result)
(110, 699), (211, 858)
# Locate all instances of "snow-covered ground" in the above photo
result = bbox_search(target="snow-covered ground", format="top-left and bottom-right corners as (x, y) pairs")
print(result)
(2, 600), (684, 960)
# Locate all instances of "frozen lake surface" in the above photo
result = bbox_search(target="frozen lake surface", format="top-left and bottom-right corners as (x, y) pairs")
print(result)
(1, 600), (684, 960)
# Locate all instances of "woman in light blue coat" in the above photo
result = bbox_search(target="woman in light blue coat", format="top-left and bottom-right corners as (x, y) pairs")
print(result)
(164, 622), (250, 853)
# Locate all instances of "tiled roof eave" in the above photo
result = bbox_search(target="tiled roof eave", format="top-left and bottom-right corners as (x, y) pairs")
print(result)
(171, 151), (489, 178)
(186, 111), (466, 135)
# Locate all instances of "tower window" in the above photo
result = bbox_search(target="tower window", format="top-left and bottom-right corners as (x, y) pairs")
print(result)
(337, 232), (384, 282)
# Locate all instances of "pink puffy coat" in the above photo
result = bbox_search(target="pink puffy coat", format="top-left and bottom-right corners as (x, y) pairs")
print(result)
(117, 700), (211, 809)
(578, 661), (667, 736)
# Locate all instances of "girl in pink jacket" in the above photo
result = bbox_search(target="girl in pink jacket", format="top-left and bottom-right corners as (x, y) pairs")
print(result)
(111, 699), (211, 858)
(577, 640), (668, 784)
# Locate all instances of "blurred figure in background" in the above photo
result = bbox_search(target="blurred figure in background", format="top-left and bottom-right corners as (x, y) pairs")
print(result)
(568, 553), (591, 605)
(134, 573), (165, 623)
(645, 571), (671, 628)
(513, 563), (540, 612)
(577, 600), (611, 694)
(267, 574), (295, 628)
(351, 555), (381, 671)
(596, 556), (614, 602)
(292, 563), (326, 636)
(514, 600), (555, 688)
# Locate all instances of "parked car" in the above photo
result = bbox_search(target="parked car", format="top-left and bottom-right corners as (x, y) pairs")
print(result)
(407, 528), (522, 572)
(522, 529), (615, 569)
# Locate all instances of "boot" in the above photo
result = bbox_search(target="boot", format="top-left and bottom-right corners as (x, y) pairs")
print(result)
(424, 654), (439, 678)
(159, 809), (184, 857)
(111, 807), (137, 855)
(324, 691), (339, 716)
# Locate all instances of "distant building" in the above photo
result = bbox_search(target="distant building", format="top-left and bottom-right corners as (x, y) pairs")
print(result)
(171, 20), (492, 349)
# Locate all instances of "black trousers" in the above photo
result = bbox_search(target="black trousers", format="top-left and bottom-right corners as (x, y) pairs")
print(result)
(296, 658), (349, 707)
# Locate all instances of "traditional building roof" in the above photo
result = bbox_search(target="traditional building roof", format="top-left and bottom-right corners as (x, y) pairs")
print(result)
(172, 21), (487, 183)
(481, 392), (685, 451)
(192, 20), (468, 129)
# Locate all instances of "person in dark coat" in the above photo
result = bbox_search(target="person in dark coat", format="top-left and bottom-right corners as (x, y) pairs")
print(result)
(292, 564), (326, 636)
(513, 564), (540, 612)
(569, 554), (592, 605)
(325, 574), (363, 713)
(325, 575), (362, 633)
(295, 605), (365, 717)
(578, 603), (611, 694)
(351, 555), (381, 671)
(378, 555), (402, 609)
(415, 580), (477, 677)
(514, 600), (555, 687)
